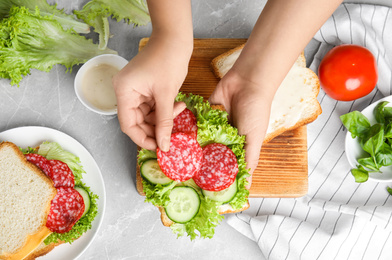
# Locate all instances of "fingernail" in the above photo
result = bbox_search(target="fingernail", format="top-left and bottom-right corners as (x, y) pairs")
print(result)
(160, 137), (170, 152)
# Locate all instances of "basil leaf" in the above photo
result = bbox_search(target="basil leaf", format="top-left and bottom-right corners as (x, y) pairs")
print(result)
(375, 143), (392, 167)
(351, 166), (369, 183)
(374, 101), (389, 124)
(387, 186), (392, 195)
(340, 111), (371, 139)
(384, 123), (392, 139)
(360, 124), (384, 157)
(358, 157), (379, 171)
(383, 107), (392, 124)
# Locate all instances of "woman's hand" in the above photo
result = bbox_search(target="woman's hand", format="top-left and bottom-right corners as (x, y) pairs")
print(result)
(112, 0), (193, 151)
(210, 0), (343, 188)
(209, 67), (275, 187)
(112, 38), (192, 151)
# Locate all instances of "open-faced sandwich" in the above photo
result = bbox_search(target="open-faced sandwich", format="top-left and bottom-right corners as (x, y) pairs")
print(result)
(0, 141), (98, 260)
(136, 44), (322, 239)
(137, 93), (250, 240)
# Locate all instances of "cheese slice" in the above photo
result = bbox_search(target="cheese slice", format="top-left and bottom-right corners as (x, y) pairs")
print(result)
(6, 227), (52, 260)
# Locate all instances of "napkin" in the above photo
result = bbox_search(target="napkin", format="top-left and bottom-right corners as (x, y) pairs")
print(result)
(227, 3), (392, 260)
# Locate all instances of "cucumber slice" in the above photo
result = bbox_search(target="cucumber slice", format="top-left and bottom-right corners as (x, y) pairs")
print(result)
(75, 186), (90, 217)
(141, 159), (173, 185)
(202, 178), (237, 204)
(165, 186), (200, 223)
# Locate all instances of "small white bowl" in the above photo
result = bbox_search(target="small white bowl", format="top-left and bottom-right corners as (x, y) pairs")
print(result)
(74, 54), (128, 115)
(345, 95), (392, 182)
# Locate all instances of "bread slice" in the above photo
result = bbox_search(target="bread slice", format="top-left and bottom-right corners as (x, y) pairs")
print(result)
(0, 142), (57, 259)
(136, 104), (249, 227)
(211, 44), (322, 143)
(24, 241), (63, 260)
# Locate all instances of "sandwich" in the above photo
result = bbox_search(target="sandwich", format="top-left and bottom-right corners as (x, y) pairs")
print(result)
(0, 141), (98, 260)
(137, 93), (250, 240)
(211, 44), (322, 143)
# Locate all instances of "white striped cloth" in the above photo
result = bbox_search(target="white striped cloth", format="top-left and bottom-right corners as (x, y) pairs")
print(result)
(227, 3), (392, 260)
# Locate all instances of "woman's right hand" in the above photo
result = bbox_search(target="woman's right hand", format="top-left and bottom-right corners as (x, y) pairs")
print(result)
(112, 36), (192, 151)
(112, 0), (193, 152)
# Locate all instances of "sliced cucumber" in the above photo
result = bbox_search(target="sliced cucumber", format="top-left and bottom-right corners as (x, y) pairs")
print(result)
(165, 186), (200, 224)
(75, 186), (90, 217)
(202, 178), (237, 204)
(141, 159), (173, 185)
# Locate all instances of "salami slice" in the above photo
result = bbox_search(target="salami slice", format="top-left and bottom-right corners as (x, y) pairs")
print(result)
(193, 143), (238, 191)
(25, 153), (51, 176)
(172, 108), (198, 138)
(46, 187), (85, 233)
(157, 132), (203, 182)
(48, 160), (75, 188)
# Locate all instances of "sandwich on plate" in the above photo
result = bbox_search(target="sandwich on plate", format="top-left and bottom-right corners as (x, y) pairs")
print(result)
(0, 141), (98, 260)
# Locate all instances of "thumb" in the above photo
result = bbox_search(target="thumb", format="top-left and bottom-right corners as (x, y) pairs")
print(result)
(155, 95), (176, 152)
(243, 134), (263, 189)
(209, 83), (225, 106)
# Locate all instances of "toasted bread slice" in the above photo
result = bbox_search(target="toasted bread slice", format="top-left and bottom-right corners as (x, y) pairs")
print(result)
(211, 45), (322, 143)
(0, 142), (57, 259)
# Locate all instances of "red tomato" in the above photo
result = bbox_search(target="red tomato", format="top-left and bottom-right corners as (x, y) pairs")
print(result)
(318, 44), (378, 101)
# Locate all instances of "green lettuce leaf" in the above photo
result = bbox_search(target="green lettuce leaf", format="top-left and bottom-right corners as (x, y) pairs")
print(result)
(137, 149), (157, 165)
(37, 142), (85, 185)
(0, 6), (117, 86)
(143, 179), (177, 207)
(140, 92), (250, 239)
(74, 0), (150, 49)
(0, 0), (90, 34)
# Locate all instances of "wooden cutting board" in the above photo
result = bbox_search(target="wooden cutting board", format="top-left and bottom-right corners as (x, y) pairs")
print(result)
(138, 38), (308, 198)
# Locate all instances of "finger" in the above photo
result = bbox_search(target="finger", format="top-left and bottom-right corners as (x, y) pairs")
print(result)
(173, 101), (187, 117)
(209, 82), (231, 117)
(123, 125), (157, 150)
(154, 94), (176, 152)
(139, 122), (156, 139)
(208, 84), (225, 106)
(144, 111), (156, 125)
(139, 102), (153, 117)
(243, 135), (263, 189)
(233, 101), (269, 189)
(116, 94), (157, 150)
(145, 101), (186, 125)
(243, 126), (264, 189)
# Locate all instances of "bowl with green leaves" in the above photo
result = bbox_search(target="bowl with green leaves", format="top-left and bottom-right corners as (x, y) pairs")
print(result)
(342, 96), (392, 183)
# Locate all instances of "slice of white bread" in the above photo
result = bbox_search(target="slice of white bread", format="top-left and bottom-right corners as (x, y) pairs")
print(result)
(211, 44), (322, 143)
(0, 142), (57, 259)
(24, 241), (62, 260)
(136, 104), (250, 227)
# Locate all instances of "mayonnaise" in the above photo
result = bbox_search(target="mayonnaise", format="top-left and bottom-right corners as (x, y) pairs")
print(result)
(81, 63), (118, 111)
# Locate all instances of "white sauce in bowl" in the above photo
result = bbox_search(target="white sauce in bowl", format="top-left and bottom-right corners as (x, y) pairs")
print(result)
(74, 54), (128, 115)
(81, 63), (118, 111)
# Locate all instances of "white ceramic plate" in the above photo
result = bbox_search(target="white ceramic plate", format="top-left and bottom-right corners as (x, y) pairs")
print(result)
(345, 95), (392, 182)
(0, 126), (106, 260)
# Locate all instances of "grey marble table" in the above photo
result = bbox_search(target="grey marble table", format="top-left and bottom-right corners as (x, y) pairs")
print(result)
(1, 0), (389, 259)
(0, 1), (264, 259)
